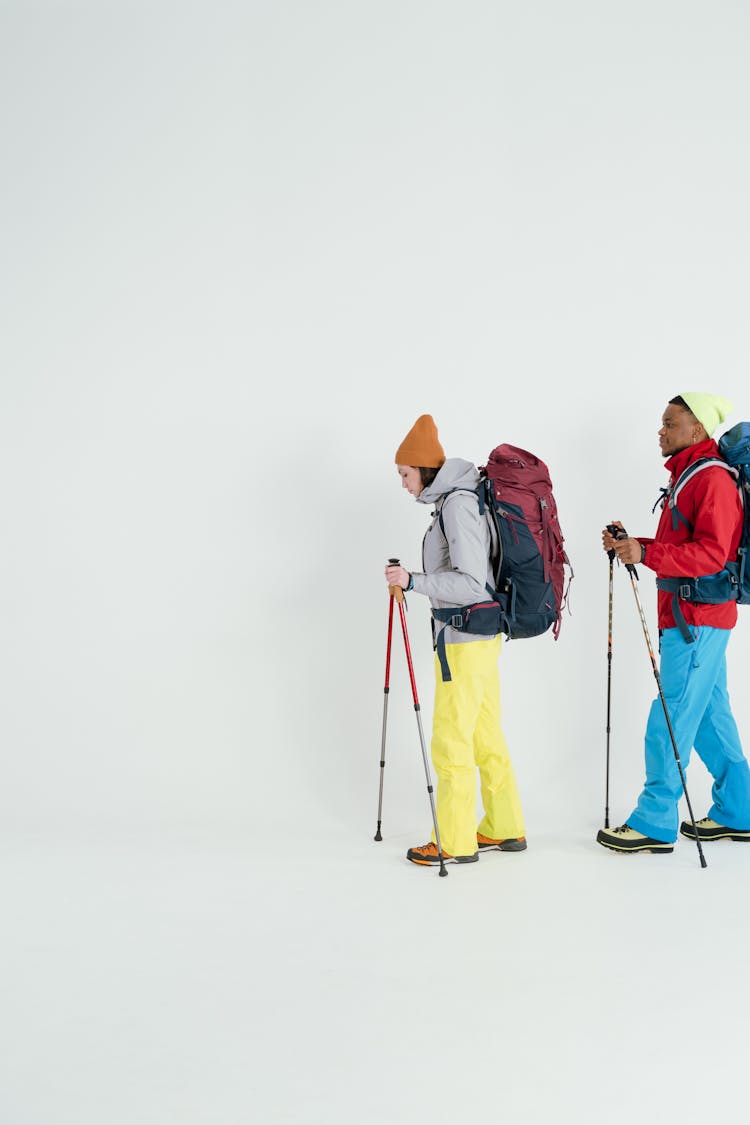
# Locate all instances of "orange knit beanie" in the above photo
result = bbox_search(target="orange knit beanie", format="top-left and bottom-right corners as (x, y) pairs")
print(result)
(395, 414), (445, 468)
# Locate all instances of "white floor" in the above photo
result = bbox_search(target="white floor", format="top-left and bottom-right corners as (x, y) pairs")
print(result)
(3, 812), (748, 1125)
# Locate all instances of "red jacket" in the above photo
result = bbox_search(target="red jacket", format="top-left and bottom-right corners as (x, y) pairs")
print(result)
(639, 438), (742, 631)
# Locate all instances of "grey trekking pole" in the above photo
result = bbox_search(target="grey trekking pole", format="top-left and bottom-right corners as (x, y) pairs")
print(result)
(373, 580), (395, 843)
(607, 526), (707, 869)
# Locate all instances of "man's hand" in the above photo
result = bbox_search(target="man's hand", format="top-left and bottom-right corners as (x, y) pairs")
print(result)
(602, 520), (624, 554)
(612, 537), (643, 565)
(602, 521), (642, 565)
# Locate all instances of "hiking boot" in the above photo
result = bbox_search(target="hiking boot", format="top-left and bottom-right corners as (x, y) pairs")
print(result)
(477, 832), (527, 852)
(596, 824), (674, 854)
(406, 842), (479, 866)
(680, 817), (750, 842)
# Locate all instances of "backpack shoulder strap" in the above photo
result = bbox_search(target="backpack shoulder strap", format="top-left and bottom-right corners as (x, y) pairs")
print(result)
(670, 458), (737, 508)
(665, 458), (738, 533)
(436, 487), (479, 536)
(435, 484), (500, 599)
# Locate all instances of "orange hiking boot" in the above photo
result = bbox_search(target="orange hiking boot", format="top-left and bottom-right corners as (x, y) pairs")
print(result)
(477, 832), (527, 852)
(406, 842), (478, 866)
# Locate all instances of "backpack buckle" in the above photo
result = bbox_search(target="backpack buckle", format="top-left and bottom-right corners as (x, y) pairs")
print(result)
(679, 584), (693, 599)
(450, 614), (464, 628)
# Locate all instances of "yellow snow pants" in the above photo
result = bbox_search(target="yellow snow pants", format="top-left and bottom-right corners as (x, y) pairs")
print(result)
(430, 636), (525, 857)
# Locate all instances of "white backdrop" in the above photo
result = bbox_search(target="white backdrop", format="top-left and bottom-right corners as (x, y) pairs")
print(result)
(3, 0), (749, 840)
(2, 4), (750, 1123)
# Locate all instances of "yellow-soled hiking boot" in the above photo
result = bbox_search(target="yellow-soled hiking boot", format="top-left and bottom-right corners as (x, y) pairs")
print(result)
(680, 817), (750, 842)
(406, 842), (479, 866)
(596, 823), (674, 854)
(477, 832), (527, 853)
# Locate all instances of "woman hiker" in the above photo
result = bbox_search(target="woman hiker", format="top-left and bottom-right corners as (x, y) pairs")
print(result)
(384, 413), (527, 868)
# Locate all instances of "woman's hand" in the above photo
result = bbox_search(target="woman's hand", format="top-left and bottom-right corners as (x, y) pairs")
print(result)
(384, 564), (410, 589)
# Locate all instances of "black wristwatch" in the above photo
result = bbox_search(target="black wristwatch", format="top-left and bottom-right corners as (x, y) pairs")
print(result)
(406, 573), (414, 591)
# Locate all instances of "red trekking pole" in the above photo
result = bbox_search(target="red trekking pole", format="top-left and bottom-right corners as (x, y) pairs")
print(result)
(374, 558), (448, 877)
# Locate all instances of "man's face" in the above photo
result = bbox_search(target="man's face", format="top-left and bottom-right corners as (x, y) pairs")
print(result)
(658, 404), (705, 458)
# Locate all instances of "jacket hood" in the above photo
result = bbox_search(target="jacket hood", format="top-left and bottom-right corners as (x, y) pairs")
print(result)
(417, 458), (480, 505)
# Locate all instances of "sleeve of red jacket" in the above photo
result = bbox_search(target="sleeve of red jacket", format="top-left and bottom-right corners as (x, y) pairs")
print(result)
(642, 468), (741, 577)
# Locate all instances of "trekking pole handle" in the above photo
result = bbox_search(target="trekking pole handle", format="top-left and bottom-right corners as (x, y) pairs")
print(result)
(606, 525), (638, 579)
(605, 524), (618, 562)
(387, 557), (405, 602)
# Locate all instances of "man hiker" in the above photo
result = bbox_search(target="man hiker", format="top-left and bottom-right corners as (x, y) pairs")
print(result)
(597, 392), (750, 854)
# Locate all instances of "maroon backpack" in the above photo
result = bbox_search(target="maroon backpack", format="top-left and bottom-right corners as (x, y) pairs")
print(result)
(479, 443), (572, 639)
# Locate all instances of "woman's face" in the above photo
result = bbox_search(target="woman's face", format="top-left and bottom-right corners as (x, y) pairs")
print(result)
(397, 465), (423, 497)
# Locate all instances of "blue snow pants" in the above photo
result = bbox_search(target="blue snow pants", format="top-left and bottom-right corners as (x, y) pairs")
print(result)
(628, 626), (750, 843)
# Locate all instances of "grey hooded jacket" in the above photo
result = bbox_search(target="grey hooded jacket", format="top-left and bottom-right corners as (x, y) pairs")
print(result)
(411, 458), (496, 646)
